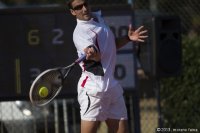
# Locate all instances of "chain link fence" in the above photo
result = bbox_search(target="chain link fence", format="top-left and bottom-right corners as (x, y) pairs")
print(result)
(0, 96), (136, 133)
(134, 0), (200, 35)
(0, 0), (200, 33)
(0, 99), (81, 133)
(134, 0), (200, 133)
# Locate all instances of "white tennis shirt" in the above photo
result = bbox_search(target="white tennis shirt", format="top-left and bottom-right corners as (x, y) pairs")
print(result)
(73, 11), (119, 92)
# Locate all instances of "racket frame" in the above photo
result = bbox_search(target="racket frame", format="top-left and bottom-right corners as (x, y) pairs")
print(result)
(29, 54), (86, 106)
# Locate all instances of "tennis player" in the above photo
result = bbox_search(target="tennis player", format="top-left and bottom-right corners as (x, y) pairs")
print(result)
(67, 0), (148, 133)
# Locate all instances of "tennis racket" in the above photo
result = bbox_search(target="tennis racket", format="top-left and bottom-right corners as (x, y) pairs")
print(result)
(29, 54), (86, 106)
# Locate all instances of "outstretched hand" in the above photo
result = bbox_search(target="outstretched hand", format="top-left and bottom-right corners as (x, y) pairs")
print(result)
(128, 24), (148, 42)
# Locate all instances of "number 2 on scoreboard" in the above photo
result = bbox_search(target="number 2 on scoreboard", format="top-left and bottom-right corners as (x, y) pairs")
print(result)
(27, 28), (64, 46)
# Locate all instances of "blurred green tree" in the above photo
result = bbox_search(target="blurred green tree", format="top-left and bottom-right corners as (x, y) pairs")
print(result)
(160, 36), (200, 128)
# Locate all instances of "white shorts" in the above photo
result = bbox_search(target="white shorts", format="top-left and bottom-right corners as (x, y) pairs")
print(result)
(77, 75), (128, 121)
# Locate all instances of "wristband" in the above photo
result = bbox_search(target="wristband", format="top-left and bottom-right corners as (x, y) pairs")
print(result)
(87, 45), (98, 53)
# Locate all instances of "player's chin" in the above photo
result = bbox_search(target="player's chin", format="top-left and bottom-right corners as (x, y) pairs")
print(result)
(83, 14), (91, 20)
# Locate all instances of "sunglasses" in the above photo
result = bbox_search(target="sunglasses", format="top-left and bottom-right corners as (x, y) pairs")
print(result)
(72, 2), (88, 10)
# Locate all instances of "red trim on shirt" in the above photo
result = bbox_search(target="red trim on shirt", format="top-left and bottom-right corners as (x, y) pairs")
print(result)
(81, 76), (88, 88)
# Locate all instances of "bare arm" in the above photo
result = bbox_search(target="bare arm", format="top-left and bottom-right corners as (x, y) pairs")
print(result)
(115, 36), (131, 49)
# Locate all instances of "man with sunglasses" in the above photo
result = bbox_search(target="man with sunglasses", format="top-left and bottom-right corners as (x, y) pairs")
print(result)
(67, 0), (148, 133)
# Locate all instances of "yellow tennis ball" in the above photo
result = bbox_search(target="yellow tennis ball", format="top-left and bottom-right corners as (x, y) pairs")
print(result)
(39, 86), (49, 98)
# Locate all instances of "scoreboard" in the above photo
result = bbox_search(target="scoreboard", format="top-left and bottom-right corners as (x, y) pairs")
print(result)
(0, 6), (136, 101)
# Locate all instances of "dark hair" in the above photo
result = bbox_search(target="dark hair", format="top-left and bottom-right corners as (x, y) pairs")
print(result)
(66, 0), (75, 9)
(66, 0), (88, 9)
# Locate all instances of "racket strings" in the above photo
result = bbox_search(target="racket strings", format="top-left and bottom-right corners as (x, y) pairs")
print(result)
(31, 70), (63, 105)
(30, 55), (86, 106)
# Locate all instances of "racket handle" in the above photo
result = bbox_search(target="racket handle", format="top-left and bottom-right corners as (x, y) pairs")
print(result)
(75, 54), (86, 64)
